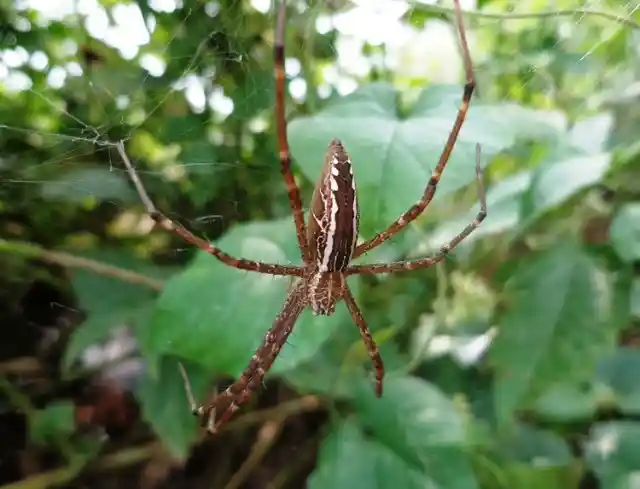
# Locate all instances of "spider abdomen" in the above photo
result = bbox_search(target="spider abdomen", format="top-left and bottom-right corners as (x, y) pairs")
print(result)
(306, 139), (359, 272)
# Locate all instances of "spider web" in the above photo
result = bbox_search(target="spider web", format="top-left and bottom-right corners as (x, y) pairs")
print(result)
(0, 0), (638, 360)
(0, 1), (636, 447)
(1, 0), (261, 242)
(1, 0), (637, 227)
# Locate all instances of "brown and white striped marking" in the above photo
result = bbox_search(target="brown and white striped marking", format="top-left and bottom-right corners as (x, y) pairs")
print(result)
(307, 139), (359, 272)
(306, 139), (359, 314)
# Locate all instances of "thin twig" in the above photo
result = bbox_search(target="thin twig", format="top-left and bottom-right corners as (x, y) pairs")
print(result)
(0, 239), (164, 291)
(265, 432), (320, 489)
(0, 377), (36, 419)
(218, 395), (323, 433)
(223, 418), (285, 489)
(0, 395), (323, 489)
(0, 442), (157, 489)
(0, 357), (42, 377)
(407, 2), (640, 30)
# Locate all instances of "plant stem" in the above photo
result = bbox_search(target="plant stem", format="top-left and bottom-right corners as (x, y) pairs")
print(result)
(0, 239), (164, 291)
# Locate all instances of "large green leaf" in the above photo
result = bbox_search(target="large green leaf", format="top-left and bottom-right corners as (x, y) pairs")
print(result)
(479, 423), (578, 489)
(308, 419), (436, 489)
(534, 348), (640, 421)
(569, 113), (613, 153)
(139, 217), (353, 378)
(529, 152), (611, 215)
(428, 170), (532, 249)
(584, 422), (640, 489)
(610, 203), (640, 263)
(489, 241), (613, 423)
(288, 83), (564, 238)
(349, 374), (477, 489)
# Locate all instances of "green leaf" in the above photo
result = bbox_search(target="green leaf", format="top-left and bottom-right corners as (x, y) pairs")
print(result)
(584, 422), (640, 489)
(30, 401), (76, 446)
(530, 152), (611, 214)
(490, 241), (613, 423)
(63, 303), (153, 371)
(159, 115), (207, 143)
(136, 357), (211, 459)
(534, 384), (598, 422)
(497, 462), (580, 489)
(631, 278), (640, 319)
(39, 167), (137, 203)
(535, 348), (640, 420)
(64, 249), (164, 371)
(596, 347), (640, 415)
(429, 170), (532, 248)
(71, 255), (158, 314)
(308, 419), (435, 489)
(289, 83), (563, 238)
(497, 422), (573, 464)
(481, 422), (578, 489)
(350, 374), (477, 489)
(610, 203), (640, 263)
(232, 70), (275, 120)
(180, 141), (217, 175)
(569, 113), (613, 153)
(139, 218), (352, 378)
(611, 270), (634, 332)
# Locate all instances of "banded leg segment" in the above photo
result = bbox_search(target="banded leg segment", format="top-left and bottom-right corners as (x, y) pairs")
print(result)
(353, 0), (475, 259)
(343, 285), (384, 397)
(275, 1), (311, 264)
(347, 144), (487, 276)
(117, 142), (304, 277)
(200, 280), (307, 432)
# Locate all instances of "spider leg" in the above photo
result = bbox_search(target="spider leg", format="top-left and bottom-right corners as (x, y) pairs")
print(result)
(117, 142), (304, 277)
(209, 373), (264, 432)
(201, 280), (307, 433)
(347, 144), (486, 275)
(275, 1), (311, 264)
(177, 361), (201, 415)
(343, 285), (384, 396)
(353, 0), (475, 259)
(178, 361), (219, 431)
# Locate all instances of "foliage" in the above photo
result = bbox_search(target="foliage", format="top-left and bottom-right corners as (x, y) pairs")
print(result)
(1, 0), (639, 488)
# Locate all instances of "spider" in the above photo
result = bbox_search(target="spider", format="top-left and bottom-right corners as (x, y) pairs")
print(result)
(118, 0), (486, 433)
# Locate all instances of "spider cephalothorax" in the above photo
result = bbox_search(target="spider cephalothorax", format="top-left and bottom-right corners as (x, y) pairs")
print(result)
(119, 0), (486, 434)
(305, 270), (345, 316)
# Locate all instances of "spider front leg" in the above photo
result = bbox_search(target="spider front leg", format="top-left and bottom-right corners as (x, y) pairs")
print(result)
(352, 0), (475, 259)
(347, 144), (487, 276)
(274, 1), (311, 264)
(207, 358), (277, 432)
(183, 281), (307, 433)
(182, 334), (284, 433)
